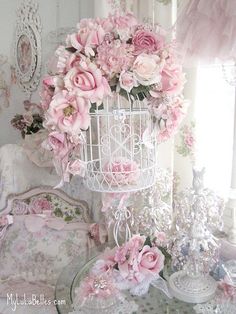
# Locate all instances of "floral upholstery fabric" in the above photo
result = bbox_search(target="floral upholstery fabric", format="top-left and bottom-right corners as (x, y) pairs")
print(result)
(0, 192), (105, 300)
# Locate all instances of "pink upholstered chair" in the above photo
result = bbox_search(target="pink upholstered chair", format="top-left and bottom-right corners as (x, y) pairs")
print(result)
(0, 186), (107, 313)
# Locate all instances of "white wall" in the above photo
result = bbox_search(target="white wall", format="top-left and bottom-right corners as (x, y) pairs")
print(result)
(0, 0), (94, 146)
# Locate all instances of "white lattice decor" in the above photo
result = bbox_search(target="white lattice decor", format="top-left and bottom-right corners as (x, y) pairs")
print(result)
(82, 94), (158, 193)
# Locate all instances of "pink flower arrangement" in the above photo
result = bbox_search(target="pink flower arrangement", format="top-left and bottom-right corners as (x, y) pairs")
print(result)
(40, 11), (186, 183)
(103, 158), (140, 186)
(77, 234), (167, 299)
(74, 273), (119, 306)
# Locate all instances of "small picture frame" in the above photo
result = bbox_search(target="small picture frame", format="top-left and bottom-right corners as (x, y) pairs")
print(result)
(13, 0), (42, 97)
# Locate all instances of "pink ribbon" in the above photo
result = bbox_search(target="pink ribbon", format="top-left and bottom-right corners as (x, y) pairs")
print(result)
(101, 192), (131, 212)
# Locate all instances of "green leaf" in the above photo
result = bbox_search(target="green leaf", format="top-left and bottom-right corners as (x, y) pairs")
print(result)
(90, 103), (104, 113)
(54, 208), (63, 217)
(75, 208), (81, 215)
(64, 216), (73, 222)
(65, 47), (76, 53)
(158, 246), (171, 263)
(143, 236), (152, 247)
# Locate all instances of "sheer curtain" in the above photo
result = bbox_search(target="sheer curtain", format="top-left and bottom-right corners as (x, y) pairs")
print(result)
(135, 0), (236, 235)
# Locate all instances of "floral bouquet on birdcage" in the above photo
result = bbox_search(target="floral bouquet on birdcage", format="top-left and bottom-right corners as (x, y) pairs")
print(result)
(40, 10), (186, 185)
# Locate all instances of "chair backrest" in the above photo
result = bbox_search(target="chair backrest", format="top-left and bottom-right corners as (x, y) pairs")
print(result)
(1, 185), (92, 222)
(0, 186), (105, 298)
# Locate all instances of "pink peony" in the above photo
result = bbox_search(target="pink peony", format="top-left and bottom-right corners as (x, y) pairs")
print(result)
(133, 245), (164, 282)
(133, 29), (165, 54)
(64, 61), (111, 103)
(96, 40), (134, 78)
(29, 197), (52, 214)
(119, 70), (138, 92)
(132, 53), (163, 86)
(45, 90), (90, 136)
(103, 158), (140, 186)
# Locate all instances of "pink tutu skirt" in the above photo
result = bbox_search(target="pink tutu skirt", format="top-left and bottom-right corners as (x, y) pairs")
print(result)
(175, 0), (236, 64)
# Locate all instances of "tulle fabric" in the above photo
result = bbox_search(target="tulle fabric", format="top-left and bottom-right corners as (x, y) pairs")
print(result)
(175, 0), (236, 64)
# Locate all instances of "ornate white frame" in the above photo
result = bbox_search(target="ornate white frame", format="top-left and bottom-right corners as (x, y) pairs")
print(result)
(13, 0), (42, 97)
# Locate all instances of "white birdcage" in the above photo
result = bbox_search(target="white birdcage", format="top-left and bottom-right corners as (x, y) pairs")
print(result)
(81, 93), (158, 193)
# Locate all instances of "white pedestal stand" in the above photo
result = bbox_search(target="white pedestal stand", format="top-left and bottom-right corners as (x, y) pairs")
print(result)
(169, 271), (217, 304)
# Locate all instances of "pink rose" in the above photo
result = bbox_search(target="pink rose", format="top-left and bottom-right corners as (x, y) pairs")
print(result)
(0, 215), (12, 227)
(119, 70), (138, 93)
(40, 83), (54, 111)
(45, 90), (90, 136)
(133, 53), (163, 86)
(43, 75), (64, 91)
(103, 158), (140, 186)
(148, 96), (187, 143)
(184, 133), (195, 148)
(29, 198), (52, 214)
(154, 231), (168, 246)
(67, 23), (105, 56)
(13, 200), (29, 214)
(56, 46), (84, 74)
(220, 278), (236, 300)
(13, 240), (27, 254)
(151, 64), (185, 97)
(45, 131), (71, 158)
(91, 259), (115, 275)
(133, 29), (165, 54)
(133, 245), (164, 281)
(23, 113), (33, 126)
(107, 12), (138, 40)
(64, 61), (111, 103)
(66, 159), (86, 177)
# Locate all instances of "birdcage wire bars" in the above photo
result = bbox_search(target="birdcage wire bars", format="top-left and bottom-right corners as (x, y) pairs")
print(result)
(81, 93), (158, 193)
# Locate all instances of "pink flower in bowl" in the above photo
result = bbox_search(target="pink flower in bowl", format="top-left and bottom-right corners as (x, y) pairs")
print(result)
(29, 197), (52, 214)
(133, 245), (164, 282)
(103, 158), (140, 186)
